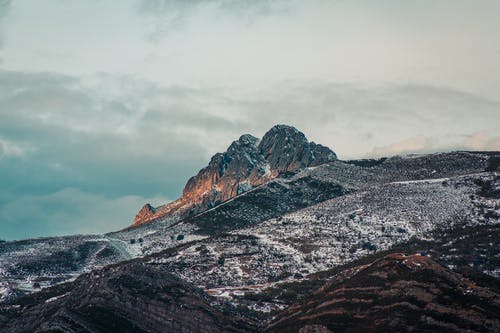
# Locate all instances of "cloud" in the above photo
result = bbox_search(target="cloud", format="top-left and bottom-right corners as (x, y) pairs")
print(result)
(0, 188), (168, 240)
(0, 0), (11, 26)
(0, 1), (499, 241)
(2, 1), (500, 98)
(462, 132), (500, 151)
(0, 71), (224, 209)
(223, 82), (500, 159)
(368, 132), (500, 157)
(1, 69), (499, 239)
(1, 70), (499, 164)
(0, 0), (12, 55)
(136, 0), (292, 41)
(0, 0), (10, 13)
(0, 137), (33, 158)
(369, 136), (434, 157)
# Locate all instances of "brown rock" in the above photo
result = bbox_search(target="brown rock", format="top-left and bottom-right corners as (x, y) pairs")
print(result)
(133, 203), (156, 226)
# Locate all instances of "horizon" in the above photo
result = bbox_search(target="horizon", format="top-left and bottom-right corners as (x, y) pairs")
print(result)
(1, 0), (499, 240)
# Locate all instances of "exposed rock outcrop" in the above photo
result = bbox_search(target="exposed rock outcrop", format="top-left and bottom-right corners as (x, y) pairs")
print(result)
(133, 203), (156, 226)
(131, 125), (337, 227)
(258, 125), (336, 174)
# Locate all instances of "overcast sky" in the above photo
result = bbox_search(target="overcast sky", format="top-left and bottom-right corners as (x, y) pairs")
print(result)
(0, 0), (499, 240)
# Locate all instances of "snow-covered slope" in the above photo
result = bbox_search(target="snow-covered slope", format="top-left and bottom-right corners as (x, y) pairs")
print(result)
(0, 150), (497, 303)
(0, 235), (128, 301)
(143, 172), (499, 292)
(109, 151), (492, 254)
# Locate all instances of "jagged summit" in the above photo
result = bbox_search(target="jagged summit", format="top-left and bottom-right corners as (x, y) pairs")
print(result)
(259, 124), (336, 174)
(236, 133), (260, 146)
(132, 125), (337, 227)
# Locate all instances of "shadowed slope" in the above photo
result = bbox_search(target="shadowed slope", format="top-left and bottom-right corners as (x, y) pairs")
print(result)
(267, 254), (500, 333)
(1, 262), (257, 333)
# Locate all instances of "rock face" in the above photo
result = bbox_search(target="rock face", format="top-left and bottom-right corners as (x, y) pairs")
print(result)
(258, 125), (336, 174)
(132, 125), (337, 227)
(133, 203), (156, 225)
(267, 253), (500, 333)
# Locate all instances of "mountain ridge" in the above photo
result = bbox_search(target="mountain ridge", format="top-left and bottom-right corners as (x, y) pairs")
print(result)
(132, 125), (337, 227)
(0, 125), (498, 333)
(1, 145), (496, 303)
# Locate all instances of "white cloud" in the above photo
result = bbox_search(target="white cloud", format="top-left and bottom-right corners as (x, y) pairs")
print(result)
(1, 70), (498, 161)
(0, 137), (33, 158)
(137, 0), (291, 41)
(2, 1), (500, 97)
(0, 0), (12, 58)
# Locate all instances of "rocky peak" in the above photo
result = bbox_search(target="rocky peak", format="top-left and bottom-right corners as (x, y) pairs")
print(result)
(181, 125), (337, 203)
(132, 125), (337, 227)
(258, 124), (337, 175)
(181, 133), (266, 205)
(225, 134), (264, 172)
(133, 203), (156, 226)
(230, 134), (260, 149)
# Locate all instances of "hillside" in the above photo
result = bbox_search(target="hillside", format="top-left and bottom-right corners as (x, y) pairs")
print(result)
(267, 253), (500, 333)
(0, 125), (498, 332)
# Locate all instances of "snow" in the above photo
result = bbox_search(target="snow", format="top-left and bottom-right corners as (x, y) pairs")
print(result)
(0, 151), (495, 303)
(390, 177), (450, 185)
(138, 171), (498, 296)
(45, 293), (68, 303)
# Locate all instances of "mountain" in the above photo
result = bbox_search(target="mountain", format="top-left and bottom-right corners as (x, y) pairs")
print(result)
(104, 165), (498, 311)
(131, 125), (337, 227)
(1, 148), (497, 303)
(0, 125), (498, 332)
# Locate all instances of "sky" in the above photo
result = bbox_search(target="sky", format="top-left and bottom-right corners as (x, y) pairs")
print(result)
(0, 0), (499, 240)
